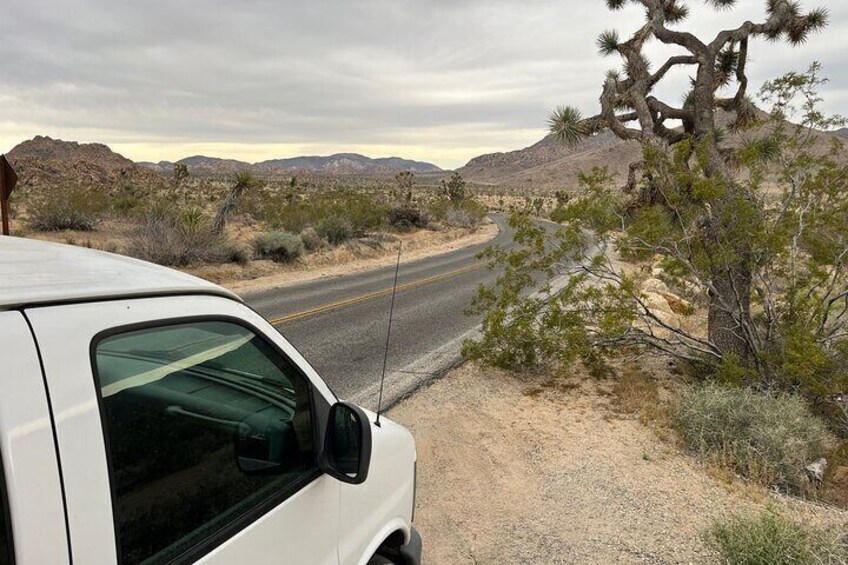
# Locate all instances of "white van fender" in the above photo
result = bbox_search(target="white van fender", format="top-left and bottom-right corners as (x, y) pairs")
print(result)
(355, 518), (411, 565)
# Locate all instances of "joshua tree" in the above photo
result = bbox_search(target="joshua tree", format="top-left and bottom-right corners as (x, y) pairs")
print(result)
(394, 171), (415, 203)
(172, 163), (189, 188)
(441, 173), (467, 205)
(212, 171), (261, 236)
(548, 0), (828, 362)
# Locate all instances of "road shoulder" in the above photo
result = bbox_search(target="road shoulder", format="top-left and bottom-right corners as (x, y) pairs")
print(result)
(388, 362), (848, 564)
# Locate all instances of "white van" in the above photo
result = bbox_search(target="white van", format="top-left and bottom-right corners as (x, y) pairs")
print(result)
(0, 238), (421, 565)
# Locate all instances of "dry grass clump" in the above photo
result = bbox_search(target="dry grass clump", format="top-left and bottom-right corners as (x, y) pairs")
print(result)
(676, 385), (836, 493)
(126, 211), (233, 267)
(704, 508), (847, 565)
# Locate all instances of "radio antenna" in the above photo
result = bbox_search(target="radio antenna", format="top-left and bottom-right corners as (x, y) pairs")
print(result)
(376, 241), (403, 427)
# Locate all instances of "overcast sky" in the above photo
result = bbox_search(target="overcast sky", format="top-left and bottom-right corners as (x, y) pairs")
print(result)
(2, 0), (846, 169)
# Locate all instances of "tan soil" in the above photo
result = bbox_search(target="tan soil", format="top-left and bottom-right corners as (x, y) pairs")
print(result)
(388, 362), (848, 564)
(192, 222), (498, 294)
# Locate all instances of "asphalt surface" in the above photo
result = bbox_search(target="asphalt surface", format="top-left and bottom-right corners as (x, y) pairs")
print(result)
(244, 215), (517, 410)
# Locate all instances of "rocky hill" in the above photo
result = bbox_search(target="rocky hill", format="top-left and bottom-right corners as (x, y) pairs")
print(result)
(138, 156), (253, 177)
(459, 116), (848, 192)
(7, 136), (166, 196)
(458, 131), (640, 191)
(138, 152), (442, 177)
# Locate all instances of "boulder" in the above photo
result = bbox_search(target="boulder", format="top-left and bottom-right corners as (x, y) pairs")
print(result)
(642, 278), (670, 295)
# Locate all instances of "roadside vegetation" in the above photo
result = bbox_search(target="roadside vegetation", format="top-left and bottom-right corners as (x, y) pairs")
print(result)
(705, 508), (847, 565)
(15, 168), (488, 271)
(465, 0), (848, 541)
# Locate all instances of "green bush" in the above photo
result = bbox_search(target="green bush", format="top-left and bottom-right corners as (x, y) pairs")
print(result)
(676, 385), (836, 491)
(705, 508), (847, 565)
(309, 191), (386, 236)
(28, 187), (107, 231)
(254, 231), (304, 263)
(317, 216), (355, 246)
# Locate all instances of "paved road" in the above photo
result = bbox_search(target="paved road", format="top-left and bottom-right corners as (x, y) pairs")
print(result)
(245, 215), (516, 409)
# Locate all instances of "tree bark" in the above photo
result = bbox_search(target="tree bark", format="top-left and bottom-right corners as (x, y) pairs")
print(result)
(691, 64), (755, 363)
(212, 184), (246, 236)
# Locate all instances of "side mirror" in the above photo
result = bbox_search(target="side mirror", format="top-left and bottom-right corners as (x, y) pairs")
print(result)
(320, 402), (372, 485)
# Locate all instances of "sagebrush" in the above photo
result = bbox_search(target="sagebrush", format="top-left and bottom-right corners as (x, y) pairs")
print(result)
(675, 385), (835, 492)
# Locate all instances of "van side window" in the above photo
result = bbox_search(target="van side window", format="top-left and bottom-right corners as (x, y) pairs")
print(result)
(0, 453), (13, 565)
(94, 321), (317, 564)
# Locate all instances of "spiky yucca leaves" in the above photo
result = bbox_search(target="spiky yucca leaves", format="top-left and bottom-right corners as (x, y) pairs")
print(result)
(549, 106), (586, 143)
(664, 1), (690, 23)
(596, 30), (620, 56)
(715, 47), (739, 87)
(706, 0), (737, 9)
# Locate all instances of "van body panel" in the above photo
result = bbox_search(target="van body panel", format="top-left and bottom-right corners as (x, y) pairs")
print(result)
(0, 311), (68, 564)
(340, 416), (417, 565)
(26, 296), (341, 564)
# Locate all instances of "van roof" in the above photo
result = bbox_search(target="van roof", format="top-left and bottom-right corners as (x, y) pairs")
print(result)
(0, 237), (240, 309)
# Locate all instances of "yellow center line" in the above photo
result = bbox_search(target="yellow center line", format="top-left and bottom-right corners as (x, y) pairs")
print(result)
(270, 262), (486, 325)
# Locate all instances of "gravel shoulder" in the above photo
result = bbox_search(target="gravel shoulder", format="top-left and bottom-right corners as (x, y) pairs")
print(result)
(388, 362), (848, 564)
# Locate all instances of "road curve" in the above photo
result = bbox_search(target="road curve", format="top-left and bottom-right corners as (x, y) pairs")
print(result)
(244, 214), (514, 409)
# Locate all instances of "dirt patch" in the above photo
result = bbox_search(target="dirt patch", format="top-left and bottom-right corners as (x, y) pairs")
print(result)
(195, 222), (498, 294)
(388, 363), (847, 564)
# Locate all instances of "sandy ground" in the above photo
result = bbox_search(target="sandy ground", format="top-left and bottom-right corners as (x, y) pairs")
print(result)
(192, 222), (498, 294)
(388, 363), (848, 564)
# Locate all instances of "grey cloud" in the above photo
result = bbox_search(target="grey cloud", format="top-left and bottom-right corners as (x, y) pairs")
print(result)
(2, 0), (847, 166)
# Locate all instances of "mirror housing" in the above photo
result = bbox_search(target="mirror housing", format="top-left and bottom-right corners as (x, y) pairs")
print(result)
(320, 402), (372, 485)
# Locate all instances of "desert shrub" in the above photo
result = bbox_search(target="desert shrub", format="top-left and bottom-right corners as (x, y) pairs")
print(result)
(299, 227), (324, 252)
(389, 204), (429, 231)
(429, 198), (487, 228)
(126, 211), (228, 267)
(271, 201), (311, 233)
(676, 385), (836, 492)
(309, 190), (386, 236)
(704, 508), (847, 565)
(29, 187), (107, 231)
(317, 216), (355, 246)
(111, 194), (144, 217)
(222, 243), (251, 266)
(253, 231), (304, 263)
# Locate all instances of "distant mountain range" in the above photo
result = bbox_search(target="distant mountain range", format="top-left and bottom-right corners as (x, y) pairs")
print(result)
(4, 136), (442, 196)
(138, 153), (442, 176)
(835, 128), (848, 139)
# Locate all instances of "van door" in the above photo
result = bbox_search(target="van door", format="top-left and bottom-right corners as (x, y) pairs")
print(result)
(0, 312), (68, 564)
(26, 296), (340, 565)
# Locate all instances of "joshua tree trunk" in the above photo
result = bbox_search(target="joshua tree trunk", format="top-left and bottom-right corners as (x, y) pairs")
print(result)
(211, 186), (244, 236)
(212, 172), (258, 236)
